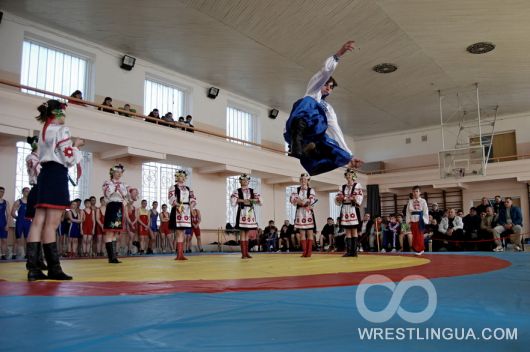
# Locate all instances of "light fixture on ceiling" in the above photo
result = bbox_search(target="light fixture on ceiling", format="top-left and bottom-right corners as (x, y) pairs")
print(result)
(120, 55), (136, 70)
(466, 42), (495, 54)
(372, 63), (398, 74)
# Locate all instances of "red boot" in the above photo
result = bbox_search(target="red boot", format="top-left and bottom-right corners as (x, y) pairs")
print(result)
(300, 239), (307, 257)
(175, 242), (188, 260)
(243, 240), (252, 259)
(306, 239), (313, 258)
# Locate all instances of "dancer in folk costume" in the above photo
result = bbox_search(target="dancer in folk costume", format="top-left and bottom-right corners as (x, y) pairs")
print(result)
(25, 136), (41, 220)
(284, 41), (362, 176)
(335, 168), (363, 257)
(26, 100), (83, 281)
(102, 164), (129, 263)
(290, 173), (317, 257)
(231, 174), (262, 259)
(23, 137), (47, 269)
(168, 170), (196, 260)
(405, 185), (429, 255)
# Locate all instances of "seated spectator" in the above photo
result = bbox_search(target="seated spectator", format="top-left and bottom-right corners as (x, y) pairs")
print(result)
(162, 112), (176, 127)
(147, 108), (161, 123)
(249, 228), (260, 252)
(291, 227), (301, 251)
(430, 202), (444, 224)
(398, 214), (411, 252)
(118, 103), (136, 117)
(358, 213), (373, 252)
(424, 215), (438, 252)
(98, 96), (115, 114)
(463, 207), (481, 249)
(319, 217), (335, 252)
(263, 220), (278, 252)
(480, 206), (498, 251)
(334, 216), (345, 252)
(278, 224), (291, 252)
(177, 116), (186, 130)
(438, 208), (464, 251)
(492, 195), (505, 215)
(475, 197), (491, 215)
(382, 214), (400, 253)
(69, 90), (86, 106)
(493, 197), (523, 252)
(185, 115), (195, 133)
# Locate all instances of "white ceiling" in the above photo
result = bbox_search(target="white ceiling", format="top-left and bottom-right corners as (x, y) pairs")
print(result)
(2, 0), (530, 137)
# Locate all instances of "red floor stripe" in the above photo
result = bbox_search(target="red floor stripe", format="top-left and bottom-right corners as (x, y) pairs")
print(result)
(0, 254), (511, 296)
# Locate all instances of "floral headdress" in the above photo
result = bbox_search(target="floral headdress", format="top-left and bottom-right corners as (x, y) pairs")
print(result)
(174, 170), (187, 180)
(300, 173), (311, 181)
(109, 163), (125, 178)
(26, 136), (39, 151)
(239, 174), (251, 181)
(344, 168), (357, 180)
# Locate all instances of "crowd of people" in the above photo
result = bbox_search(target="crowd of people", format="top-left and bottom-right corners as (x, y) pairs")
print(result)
(242, 194), (525, 255)
(351, 195), (524, 253)
(68, 90), (196, 131)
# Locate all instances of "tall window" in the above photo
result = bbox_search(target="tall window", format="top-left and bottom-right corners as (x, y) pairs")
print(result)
(144, 79), (186, 117)
(15, 141), (91, 201)
(142, 162), (192, 208)
(285, 186), (297, 224)
(21, 40), (89, 98)
(226, 176), (261, 226)
(226, 106), (257, 145)
(71, 151), (92, 202)
(329, 192), (341, 221)
(14, 142), (32, 200)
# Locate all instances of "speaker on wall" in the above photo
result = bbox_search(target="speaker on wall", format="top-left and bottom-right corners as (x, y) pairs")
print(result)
(268, 109), (279, 119)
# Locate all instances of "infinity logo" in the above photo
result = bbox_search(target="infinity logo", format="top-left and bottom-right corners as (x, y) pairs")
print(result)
(356, 274), (437, 324)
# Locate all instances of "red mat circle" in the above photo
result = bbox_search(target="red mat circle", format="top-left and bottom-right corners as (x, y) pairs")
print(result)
(0, 254), (510, 296)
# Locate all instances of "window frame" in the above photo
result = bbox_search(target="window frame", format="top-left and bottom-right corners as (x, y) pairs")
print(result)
(144, 74), (192, 118)
(21, 34), (94, 100)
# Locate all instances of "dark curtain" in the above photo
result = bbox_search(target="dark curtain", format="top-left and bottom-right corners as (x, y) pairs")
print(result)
(366, 184), (381, 217)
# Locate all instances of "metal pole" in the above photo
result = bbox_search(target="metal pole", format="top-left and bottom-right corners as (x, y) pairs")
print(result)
(475, 83), (485, 172)
(439, 90), (445, 150)
(484, 105), (499, 171)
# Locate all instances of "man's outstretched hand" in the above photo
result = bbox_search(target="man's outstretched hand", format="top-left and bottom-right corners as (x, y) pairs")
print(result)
(336, 41), (356, 58)
(348, 158), (363, 169)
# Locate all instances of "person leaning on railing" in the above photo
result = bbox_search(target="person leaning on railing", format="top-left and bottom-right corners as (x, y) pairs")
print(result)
(118, 104), (136, 117)
(69, 90), (86, 107)
(98, 97), (115, 114)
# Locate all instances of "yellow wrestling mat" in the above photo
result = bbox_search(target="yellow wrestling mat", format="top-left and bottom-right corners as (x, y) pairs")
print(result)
(0, 254), (429, 282)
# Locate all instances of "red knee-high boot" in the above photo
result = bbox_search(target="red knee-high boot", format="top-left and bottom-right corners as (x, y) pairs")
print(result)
(175, 241), (188, 260)
(300, 239), (307, 257)
(306, 239), (313, 257)
(243, 240), (252, 259)
(240, 241), (245, 259)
